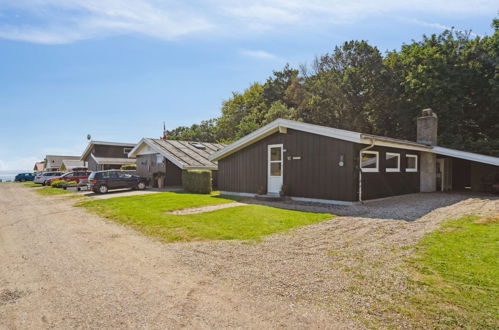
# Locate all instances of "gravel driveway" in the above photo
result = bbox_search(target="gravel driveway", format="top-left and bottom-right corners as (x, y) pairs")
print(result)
(0, 183), (497, 329)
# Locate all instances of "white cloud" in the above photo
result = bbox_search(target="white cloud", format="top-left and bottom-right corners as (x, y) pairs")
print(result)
(0, 0), (213, 44)
(0, 156), (39, 171)
(401, 17), (481, 36)
(240, 49), (277, 59)
(0, 0), (495, 44)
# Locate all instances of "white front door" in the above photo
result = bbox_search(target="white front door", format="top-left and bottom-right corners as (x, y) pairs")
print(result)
(267, 144), (283, 194)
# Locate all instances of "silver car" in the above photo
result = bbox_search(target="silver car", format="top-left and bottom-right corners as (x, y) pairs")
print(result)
(34, 172), (64, 185)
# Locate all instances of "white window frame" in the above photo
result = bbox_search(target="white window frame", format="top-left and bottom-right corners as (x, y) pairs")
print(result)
(123, 147), (132, 155)
(156, 154), (163, 164)
(267, 144), (284, 178)
(406, 154), (418, 172)
(385, 152), (400, 172)
(360, 150), (379, 173)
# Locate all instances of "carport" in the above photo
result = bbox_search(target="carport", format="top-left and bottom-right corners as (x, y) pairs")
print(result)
(433, 146), (499, 193)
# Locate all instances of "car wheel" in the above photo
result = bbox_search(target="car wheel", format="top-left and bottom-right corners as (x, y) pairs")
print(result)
(98, 185), (108, 194)
(137, 182), (146, 190)
(20, 178), (25, 182)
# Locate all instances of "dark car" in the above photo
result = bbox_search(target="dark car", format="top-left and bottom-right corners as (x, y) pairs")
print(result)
(15, 173), (36, 182)
(87, 170), (147, 194)
(45, 171), (91, 186)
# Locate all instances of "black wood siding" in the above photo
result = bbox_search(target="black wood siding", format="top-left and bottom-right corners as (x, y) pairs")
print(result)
(93, 145), (130, 158)
(84, 145), (132, 171)
(218, 129), (423, 201)
(218, 129), (357, 201)
(357, 145), (420, 200)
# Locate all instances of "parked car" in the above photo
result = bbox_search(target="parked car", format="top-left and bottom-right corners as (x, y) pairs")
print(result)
(45, 171), (91, 186)
(87, 170), (148, 194)
(14, 173), (36, 182)
(33, 172), (64, 185)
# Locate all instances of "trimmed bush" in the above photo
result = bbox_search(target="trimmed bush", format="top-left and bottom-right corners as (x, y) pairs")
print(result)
(121, 164), (137, 170)
(182, 170), (212, 194)
(50, 179), (67, 188)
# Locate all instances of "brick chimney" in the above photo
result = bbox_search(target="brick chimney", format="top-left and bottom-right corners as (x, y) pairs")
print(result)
(417, 108), (437, 192)
(417, 108), (438, 146)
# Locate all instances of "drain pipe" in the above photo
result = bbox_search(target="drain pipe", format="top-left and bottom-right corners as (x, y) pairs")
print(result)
(358, 138), (376, 203)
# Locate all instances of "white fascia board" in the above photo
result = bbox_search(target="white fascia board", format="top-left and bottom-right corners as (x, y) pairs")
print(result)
(135, 138), (187, 170)
(209, 122), (281, 161)
(360, 137), (431, 152)
(90, 153), (98, 164)
(80, 142), (94, 161)
(432, 146), (499, 166)
(81, 140), (136, 160)
(210, 119), (362, 161)
(127, 138), (147, 158)
(184, 166), (218, 171)
(91, 140), (136, 147)
(280, 119), (361, 143)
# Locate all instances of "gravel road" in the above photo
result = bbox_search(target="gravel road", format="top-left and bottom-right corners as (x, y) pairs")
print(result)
(1, 183), (497, 329)
(0, 183), (339, 329)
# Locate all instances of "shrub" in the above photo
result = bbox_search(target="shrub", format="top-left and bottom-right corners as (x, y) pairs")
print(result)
(121, 164), (137, 170)
(50, 180), (67, 188)
(182, 170), (212, 194)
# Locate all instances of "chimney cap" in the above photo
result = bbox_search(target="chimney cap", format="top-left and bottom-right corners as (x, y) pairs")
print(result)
(421, 108), (437, 118)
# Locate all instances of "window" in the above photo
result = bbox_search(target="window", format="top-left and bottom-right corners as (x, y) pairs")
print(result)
(385, 152), (400, 172)
(156, 154), (163, 164)
(123, 147), (132, 155)
(190, 142), (206, 150)
(406, 155), (418, 172)
(360, 151), (379, 172)
(269, 146), (282, 176)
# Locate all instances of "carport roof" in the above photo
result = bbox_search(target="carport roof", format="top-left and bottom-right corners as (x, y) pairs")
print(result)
(433, 146), (499, 166)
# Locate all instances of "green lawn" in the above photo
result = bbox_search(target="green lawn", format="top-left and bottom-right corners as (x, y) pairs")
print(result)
(399, 215), (499, 328)
(78, 192), (332, 242)
(36, 186), (73, 196)
(24, 181), (42, 187)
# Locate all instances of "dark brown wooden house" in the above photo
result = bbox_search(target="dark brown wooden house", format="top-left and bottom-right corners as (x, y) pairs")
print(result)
(210, 111), (499, 204)
(128, 138), (225, 187)
(80, 141), (136, 171)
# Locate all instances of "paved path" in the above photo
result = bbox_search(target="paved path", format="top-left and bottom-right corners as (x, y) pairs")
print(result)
(0, 183), (337, 329)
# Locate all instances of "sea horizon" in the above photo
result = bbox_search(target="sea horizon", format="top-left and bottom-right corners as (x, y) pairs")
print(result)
(0, 170), (30, 182)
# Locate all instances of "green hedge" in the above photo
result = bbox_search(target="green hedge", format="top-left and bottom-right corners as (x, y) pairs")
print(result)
(182, 170), (212, 194)
(121, 164), (137, 170)
(50, 179), (67, 188)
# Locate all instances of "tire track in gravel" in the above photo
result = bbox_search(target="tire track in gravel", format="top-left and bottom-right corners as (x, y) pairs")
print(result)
(0, 183), (345, 329)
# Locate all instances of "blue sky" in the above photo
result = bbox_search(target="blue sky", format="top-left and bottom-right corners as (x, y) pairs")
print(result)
(0, 1), (496, 170)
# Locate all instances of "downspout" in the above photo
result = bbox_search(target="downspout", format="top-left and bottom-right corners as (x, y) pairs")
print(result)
(358, 138), (376, 203)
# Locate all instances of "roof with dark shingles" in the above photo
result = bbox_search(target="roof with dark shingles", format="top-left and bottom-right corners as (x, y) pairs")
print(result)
(148, 139), (225, 168)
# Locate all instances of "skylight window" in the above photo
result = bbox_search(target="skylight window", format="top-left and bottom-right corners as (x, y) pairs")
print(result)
(190, 142), (206, 150)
